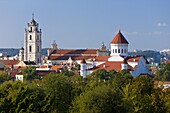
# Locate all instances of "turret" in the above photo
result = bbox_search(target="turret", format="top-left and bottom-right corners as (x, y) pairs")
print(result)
(80, 59), (87, 78)
(19, 47), (24, 61)
(121, 59), (128, 70)
(110, 30), (129, 56)
(47, 40), (58, 56)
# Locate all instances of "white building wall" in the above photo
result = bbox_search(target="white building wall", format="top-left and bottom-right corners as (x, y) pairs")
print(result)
(80, 64), (87, 78)
(110, 44), (128, 56)
(108, 55), (124, 62)
(16, 74), (24, 82)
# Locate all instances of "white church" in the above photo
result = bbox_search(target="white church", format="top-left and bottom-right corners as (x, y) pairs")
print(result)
(80, 30), (151, 77)
(19, 15), (42, 64)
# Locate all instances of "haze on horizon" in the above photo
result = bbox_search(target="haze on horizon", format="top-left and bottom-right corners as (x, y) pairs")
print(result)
(0, 0), (169, 52)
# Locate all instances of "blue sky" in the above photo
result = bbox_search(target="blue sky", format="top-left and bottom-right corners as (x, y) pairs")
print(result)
(0, 0), (169, 51)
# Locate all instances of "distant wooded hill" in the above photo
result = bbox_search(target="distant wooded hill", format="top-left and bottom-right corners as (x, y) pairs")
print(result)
(0, 48), (47, 56)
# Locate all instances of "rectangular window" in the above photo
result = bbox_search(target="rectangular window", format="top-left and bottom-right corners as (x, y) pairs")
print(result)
(37, 58), (40, 63)
(118, 49), (120, 53)
(113, 49), (114, 53)
(124, 49), (126, 53)
(115, 49), (117, 53)
(37, 46), (39, 52)
(29, 46), (32, 52)
(30, 35), (32, 40)
(122, 49), (123, 53)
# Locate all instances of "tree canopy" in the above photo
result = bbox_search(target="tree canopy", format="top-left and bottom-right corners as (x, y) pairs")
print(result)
(0, 69), (169, 113)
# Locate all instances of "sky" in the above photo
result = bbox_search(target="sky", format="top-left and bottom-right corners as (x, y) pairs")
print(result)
(0, 0), (169, 51)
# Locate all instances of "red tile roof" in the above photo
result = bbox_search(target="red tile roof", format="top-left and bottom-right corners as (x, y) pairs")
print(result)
(88, 61), (122, 71)
(51, 65), (63, 71)
(51, 49), (97, 55)
(91, 56), (110, 62)
(88, 61), (133, 71)
(126, 56), (142, 62)
(49, 56), (95, 61)
(111, 30), (129, 44)
(0, 60), (19, 68)
(40, 65), (49, 68)
(49, 49), (98, 60)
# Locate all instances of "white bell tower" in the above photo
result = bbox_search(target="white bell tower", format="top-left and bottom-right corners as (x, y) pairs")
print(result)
(24, 14), (42, 64)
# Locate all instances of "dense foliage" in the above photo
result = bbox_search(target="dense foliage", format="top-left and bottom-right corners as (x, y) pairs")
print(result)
(155, 63), (170, 81)
(0, 69), (170, 113)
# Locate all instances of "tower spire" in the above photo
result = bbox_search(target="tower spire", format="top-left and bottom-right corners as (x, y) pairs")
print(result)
(118, 25), (120, 32)
(32, 13), (34, 20)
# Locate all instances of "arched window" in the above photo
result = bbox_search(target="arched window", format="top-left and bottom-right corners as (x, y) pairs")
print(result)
(30, 35), (32, 40)
(30, 27), (32, 31)
(115, 49), (117, 53)
(113, 49), (114, 53)
(29, 45), (32, 52)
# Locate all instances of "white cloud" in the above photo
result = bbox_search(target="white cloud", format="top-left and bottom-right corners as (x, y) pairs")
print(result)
(157, 22), (167, 27)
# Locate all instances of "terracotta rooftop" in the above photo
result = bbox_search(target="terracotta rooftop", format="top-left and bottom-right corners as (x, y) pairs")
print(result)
(126, 56), (142, 62)
(51, 65), (63, 71)
(0, 60), (19, 68)
(51, 49), (98, 55)
(49, 56), (95, 61)
(91, 56), (110, 62)
(88, 61), (133, 71)
(111, 30), (129, 44)
(88, 61), (121, 71)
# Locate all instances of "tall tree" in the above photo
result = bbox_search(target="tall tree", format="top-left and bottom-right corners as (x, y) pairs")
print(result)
(22, 66), (38, 81)
(41, 74), (72, 113)
(70, 84), (125, 113)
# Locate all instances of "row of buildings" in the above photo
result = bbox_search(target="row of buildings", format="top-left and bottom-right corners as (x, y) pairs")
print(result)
(0, 15), (151, 81)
